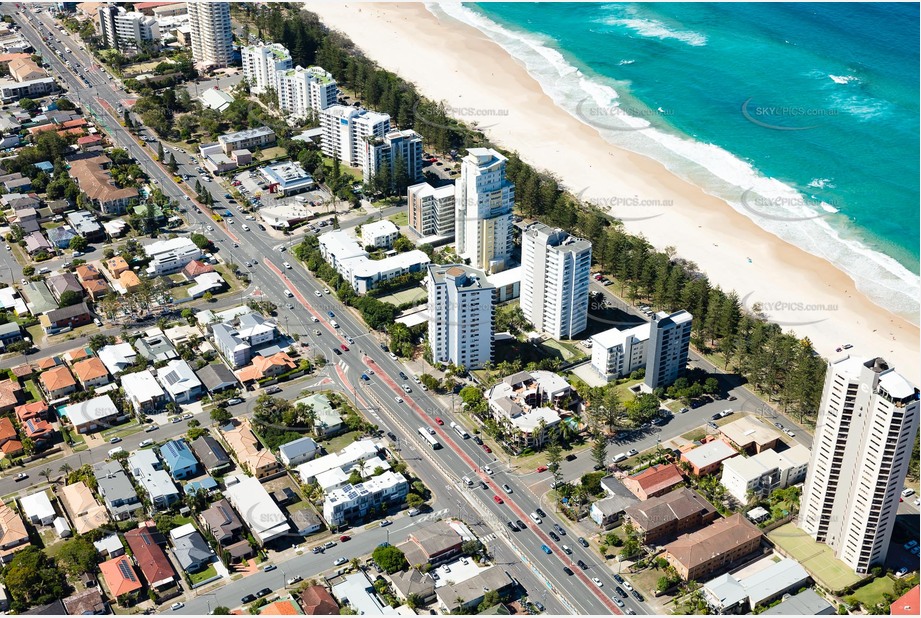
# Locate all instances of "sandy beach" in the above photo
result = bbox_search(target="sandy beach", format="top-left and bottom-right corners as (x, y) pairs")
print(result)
(306, 2), (919, 381)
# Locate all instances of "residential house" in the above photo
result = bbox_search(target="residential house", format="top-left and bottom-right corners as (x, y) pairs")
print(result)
(98, 555), (142, 599)
(75, 264), (103, 283)
(223, 475), (291, 545)
(719, 418), (783, 454)
(278, 436), (319, 467)
(0, 380), (22, 414)
(62, 588), (107, 616)
(14, 400), (48, 424)
(124, 526), (176, 590)
(106, 255), (129, 277)
(157, 359), (203, 404)
(298, 393), (343, 438)
(144, 237), (202, 276)
(390, 569), (436, 607)
(19, 491), (56, 526)
(169, 523), (215, 573)
(94, 460), (141, 521)
(21, 418), (54, 449)
(663, 514), (764, 581)
(40, 302), (92, 333)
(0, 418), (21, 457)
(191, 434), (232, 474)
(39, 364), (77, 400)
(290, 508), (322, 537)
(219, 418), (280, 478)
(0, 322), (22, 351)
(93, 533), (126, 558)
(195, 363), (238, 394)
(59, 482), (110, 534)
(134, 329), (178, 362)
(71, 356), (111, 389)
(212, 313), (278, 368)
(681, 439), (739, 476)
(397, 520), (463, 567)
(299, 586), (340, 615)
(624, 487), (719, 544)
(589, 476), (640, 529)
(760, 589), (835, 616)
(63, 394), (124, 434)
(182, 259), (214, 279)
(200, 498), (245, 547)
(0, 500), (30, 564)
(330, 572), (388, 616)
(622, 463), (685, 501)
(97, 343), (138, 375)
(259, 600), (303, 615)
(66, 210), (104, 241)
(122, 370), (168, 415)
(436, 568), (515, 614)
(160, 439), (200, 480)
(127, 449), (180, 511)
(82, 278), (110, 301)
(118, 270), (142, 293)
(702, 557), (811, 614)
(46, 225), (77, 249)
(23, 231), (51, 255)
(236, 351), (296, 382)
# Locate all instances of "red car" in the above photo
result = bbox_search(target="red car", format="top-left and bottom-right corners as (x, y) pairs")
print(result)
(493, 495), (504, 505)
(435, 417), (444, 425)
(340, 344), (349, 352)
(339, 535), (351, 542)
(536, 465), (548, 473)
(483, 444), (492, 453)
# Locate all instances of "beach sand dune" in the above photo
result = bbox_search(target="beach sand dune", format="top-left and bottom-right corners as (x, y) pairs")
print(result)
(306, 2), (919, 381)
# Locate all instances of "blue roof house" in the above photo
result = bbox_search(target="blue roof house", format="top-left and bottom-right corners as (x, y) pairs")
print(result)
(160, 439), (200, 480)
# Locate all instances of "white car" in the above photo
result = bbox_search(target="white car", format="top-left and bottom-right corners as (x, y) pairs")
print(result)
(592, 577), (603, 587)
(170, 602), (184, 611)
(283, 261), (291, 269)
(622, 581), (633, 592)
(138, 439), (154, 447)
(314, 290), (322, 298)
(394, 396), (404, 404)
(388, 352), (398, 360)
(483, 466), (494, 475)
(333, 557), (347, 566)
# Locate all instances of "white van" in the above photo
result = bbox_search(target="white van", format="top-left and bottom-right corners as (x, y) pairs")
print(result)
(108, 447), (125, 458)
(284, 289), (293, 298)
(612, 453), (628, 463)
(529, 512), (542, 525)
(241, 224), (250, 231)
(330, 320), (339, 329)
(462, 476), (473, 487)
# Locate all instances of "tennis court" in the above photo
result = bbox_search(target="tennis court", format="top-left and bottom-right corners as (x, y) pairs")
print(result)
(768, 523), (862, 592)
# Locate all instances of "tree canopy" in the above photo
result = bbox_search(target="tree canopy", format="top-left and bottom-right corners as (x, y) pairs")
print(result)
(371, 545), (408, 574)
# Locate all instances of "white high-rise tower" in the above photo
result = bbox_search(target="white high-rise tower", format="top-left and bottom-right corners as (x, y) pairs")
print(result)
(521, 223), (592, 339)
(455, 148), (515, 273)
(800, 356), (919, 573)
(188, 2), (233, 69)
(427, 264), (495, 370)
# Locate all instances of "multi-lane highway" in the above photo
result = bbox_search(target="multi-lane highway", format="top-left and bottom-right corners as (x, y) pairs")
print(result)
(4, 7), (648, 614)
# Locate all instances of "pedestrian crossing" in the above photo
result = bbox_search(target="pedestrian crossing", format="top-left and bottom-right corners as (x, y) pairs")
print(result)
(415, 508), (449, 523)
(481, 533), (498, 543)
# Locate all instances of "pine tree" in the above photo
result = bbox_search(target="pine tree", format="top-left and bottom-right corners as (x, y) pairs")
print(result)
(156, 141), (164, 161)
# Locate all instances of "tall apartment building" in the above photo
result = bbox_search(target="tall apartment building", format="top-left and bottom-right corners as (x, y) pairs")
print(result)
(363, 129), (424, 186)
(520, 223), (592, 339)
(455, 148), (515, 273)
(97, 5), (159, 50)
(428, 264), (494, 370)
(591, 322), (651, 381)
(408, 182), (455, 239)
(799, 356), (919, 574)
(188, 2), (233, 68)
(277, 65), (338, 118)
(241, 44), (291, 93)
(319, 105), (391, 168)
(644, 310), (692, 390)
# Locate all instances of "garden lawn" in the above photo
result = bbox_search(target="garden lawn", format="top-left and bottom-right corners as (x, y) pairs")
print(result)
(189, 563), (218, 585)
(322, 430), (362, 454)
(852, 576), (896, 608)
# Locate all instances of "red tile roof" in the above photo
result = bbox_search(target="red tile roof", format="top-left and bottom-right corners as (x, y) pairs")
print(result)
(0, 417), (17, 442)
(892, 585), (920, 615)
(15, 401), (48, 423)
(99, 555), (143, 598)
(125, 527), (175, 588)
(299, 586), (339, 615)
(626, 463), (684, 497)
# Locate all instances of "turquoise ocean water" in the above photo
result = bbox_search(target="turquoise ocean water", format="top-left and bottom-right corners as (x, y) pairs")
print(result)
(431, 2), (920, 319)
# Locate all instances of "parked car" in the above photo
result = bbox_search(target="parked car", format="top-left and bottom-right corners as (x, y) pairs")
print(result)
(615, 586), (627, 598)
(241, 595), (257, 604)
(339, 535), (350, 542)
(548, 531), (560, 541)
(333, 557), (347, 566)
(578, 536), (588, 548)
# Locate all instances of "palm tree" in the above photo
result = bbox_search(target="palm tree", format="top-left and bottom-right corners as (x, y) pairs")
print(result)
(59, 463), (73, 478)
(39, 467), (53, 484)
(349, 558), (360, 571)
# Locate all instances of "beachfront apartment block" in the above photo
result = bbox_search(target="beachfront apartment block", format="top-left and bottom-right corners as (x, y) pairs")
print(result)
(455, 148), (515, 273)
(799, 356), (919, 574)
(277, 65), (338, 118)
(188, 1), (232, 68)
(591, 322), (650, 381)
(97, 6), (159, 50)
(144, 237), (203, 276)
(363, 129), (424, 186)
(318, 230), (430, 294)
(720, 444), (810, 503)
(242, 44), (292, 93)
(427, 264), (495, 370)
(408, 181), (455, 239)
(319, 105), (391, 168)
(361, 220), (400, 249)
(521, 223), (592, 339)
(644, 309), (693, 390)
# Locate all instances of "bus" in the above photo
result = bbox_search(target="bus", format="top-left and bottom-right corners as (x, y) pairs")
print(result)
(418, 427), (441, 450)
(450, 421), (469, 439)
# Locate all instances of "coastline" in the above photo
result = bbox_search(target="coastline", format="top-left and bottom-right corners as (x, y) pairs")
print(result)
(306, 2), (920, 380)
